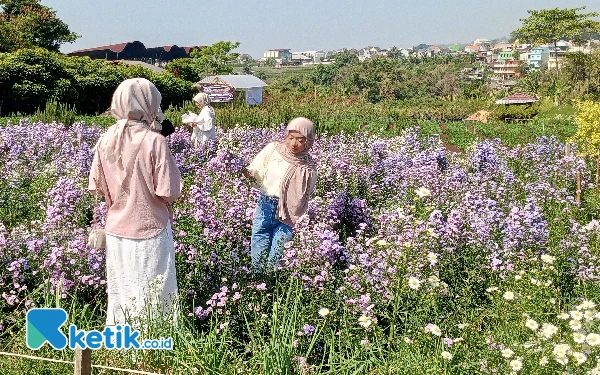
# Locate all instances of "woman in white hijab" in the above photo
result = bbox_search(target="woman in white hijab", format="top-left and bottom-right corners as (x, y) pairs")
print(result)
(190, 92), (216, 146)
(88, 77), (183, 327)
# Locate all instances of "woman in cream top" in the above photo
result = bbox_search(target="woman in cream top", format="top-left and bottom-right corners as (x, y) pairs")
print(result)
(190, 92), (216, 146)
(245, 118), (318, 275)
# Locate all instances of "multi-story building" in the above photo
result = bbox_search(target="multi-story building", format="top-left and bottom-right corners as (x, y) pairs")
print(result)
(528, 47), (550, 69)
(497, 51), (515, 62)
(491, 59), (521, 80)
(263, 49), (292, 65)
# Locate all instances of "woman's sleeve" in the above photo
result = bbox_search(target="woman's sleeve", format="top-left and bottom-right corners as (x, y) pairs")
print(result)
(247, 142), (273, 182)
(88, 140), (105, 196)
(196, 108), (214, 131)
(308, 168), (318, 195)
(153, 137), (183, 203)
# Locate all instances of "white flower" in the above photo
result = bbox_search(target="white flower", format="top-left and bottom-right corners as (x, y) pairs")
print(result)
(525, 319), (539, 331)
(553, 343), (571, 358)
(404, 336), (413, 344)
(557, 312), (570, 320)
(570, 310), (584, 321)
(486, 287), (498, 293)
(348, 264), (357, 270)
(555, 356), (568, 365)
(503, 291), (515, 301)
(408, 277), (421, 290)
(358, 315), (375, 328)
(580, 300), (596, 310)
(586, 333), (600, 346)
(318, 308), (330, 317)
(428, 275), (440, 286)
(541, 254), (555, 264)
(501, 348), (514, 358)
(509, 359), (522, 372)
(569, 320), (582, 331)
(429, 324), (442, 336)
(415, 187), (431, 198)
(427, 252), (438, 262)
(572, 351), (587, 365)
(540, 323), (558, 339)
(441, 351), (453, 360)
(457, 323), (469, 329)
(539, 356), (549, 366)
(514, 275), (522, 280)
(573, 332), (586, 343)
(376, 239), (388, 246)
(584, 310), (595, 321)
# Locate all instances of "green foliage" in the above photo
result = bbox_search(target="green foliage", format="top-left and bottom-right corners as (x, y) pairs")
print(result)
(492, 104), (540, 121)
(0, 48), (195, 116)
(190, 41), (241, 76)
(330, 51), (359, 67)
(31, 100), (77, 126)
(512, 6), (600, 83)
(512, 7), (600, 47)
(165, 57), (199, 82)
(0, 0), (79, 52)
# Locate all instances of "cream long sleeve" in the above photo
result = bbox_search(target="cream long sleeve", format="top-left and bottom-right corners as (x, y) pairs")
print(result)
(247, 142), (318, 198)
(191, 106), (216, 146)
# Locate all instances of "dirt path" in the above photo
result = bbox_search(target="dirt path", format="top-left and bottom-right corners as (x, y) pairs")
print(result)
(438, 123), (463, 153)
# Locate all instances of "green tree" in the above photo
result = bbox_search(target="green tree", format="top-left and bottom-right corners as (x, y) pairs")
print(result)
(511, 7), (600, 81)
(264, 57), (276, 67)
(165, 58), (199, 82)
(190, 41), (240, 76)
(330, 52), (359, 67)
(0, 0), (79, 52)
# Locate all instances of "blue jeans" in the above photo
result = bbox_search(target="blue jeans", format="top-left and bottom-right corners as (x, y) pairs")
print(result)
(251, 193), (293, 273)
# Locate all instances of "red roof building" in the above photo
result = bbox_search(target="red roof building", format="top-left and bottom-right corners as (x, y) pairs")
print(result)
(68, 41), (203, 62)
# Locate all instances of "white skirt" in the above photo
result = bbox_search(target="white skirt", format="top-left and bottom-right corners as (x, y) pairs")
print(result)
(105, 222), (178, 327)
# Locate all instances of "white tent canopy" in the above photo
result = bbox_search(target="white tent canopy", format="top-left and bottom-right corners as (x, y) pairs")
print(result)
(194, 75), (268, 105)
(196, 75), (268, 89)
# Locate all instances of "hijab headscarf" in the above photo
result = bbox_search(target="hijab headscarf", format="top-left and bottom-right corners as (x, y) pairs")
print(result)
(103, 78), (164, 186)
(193, 92), (211, 106)
(275, 117), (317, 226)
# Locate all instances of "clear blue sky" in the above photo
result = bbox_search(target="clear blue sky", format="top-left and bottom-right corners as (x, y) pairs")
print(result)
(44, 0), (598, 58)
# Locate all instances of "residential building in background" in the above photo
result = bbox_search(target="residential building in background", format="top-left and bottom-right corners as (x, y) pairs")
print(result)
(263, 49), (292, 65)
(528, 46), (550, 69)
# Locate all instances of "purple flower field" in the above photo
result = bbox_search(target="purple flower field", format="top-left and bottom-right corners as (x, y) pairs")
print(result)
(2, 119), (600, 373)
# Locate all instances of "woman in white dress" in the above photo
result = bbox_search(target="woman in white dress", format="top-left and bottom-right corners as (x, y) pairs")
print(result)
(190, 92), (216, 146)
(88, 78), (182, 327)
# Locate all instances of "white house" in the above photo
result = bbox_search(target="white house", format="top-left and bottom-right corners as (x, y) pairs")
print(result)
(263, 49), (292, 65)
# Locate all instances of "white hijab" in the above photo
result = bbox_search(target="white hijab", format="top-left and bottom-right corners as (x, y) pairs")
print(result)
(103, 78), (164, 185)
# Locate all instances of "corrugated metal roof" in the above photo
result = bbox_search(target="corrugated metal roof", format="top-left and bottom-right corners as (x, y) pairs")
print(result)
(195, 75), (268, 89)
(495, 93), (539, 105)
(72, 42), (133, 53)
